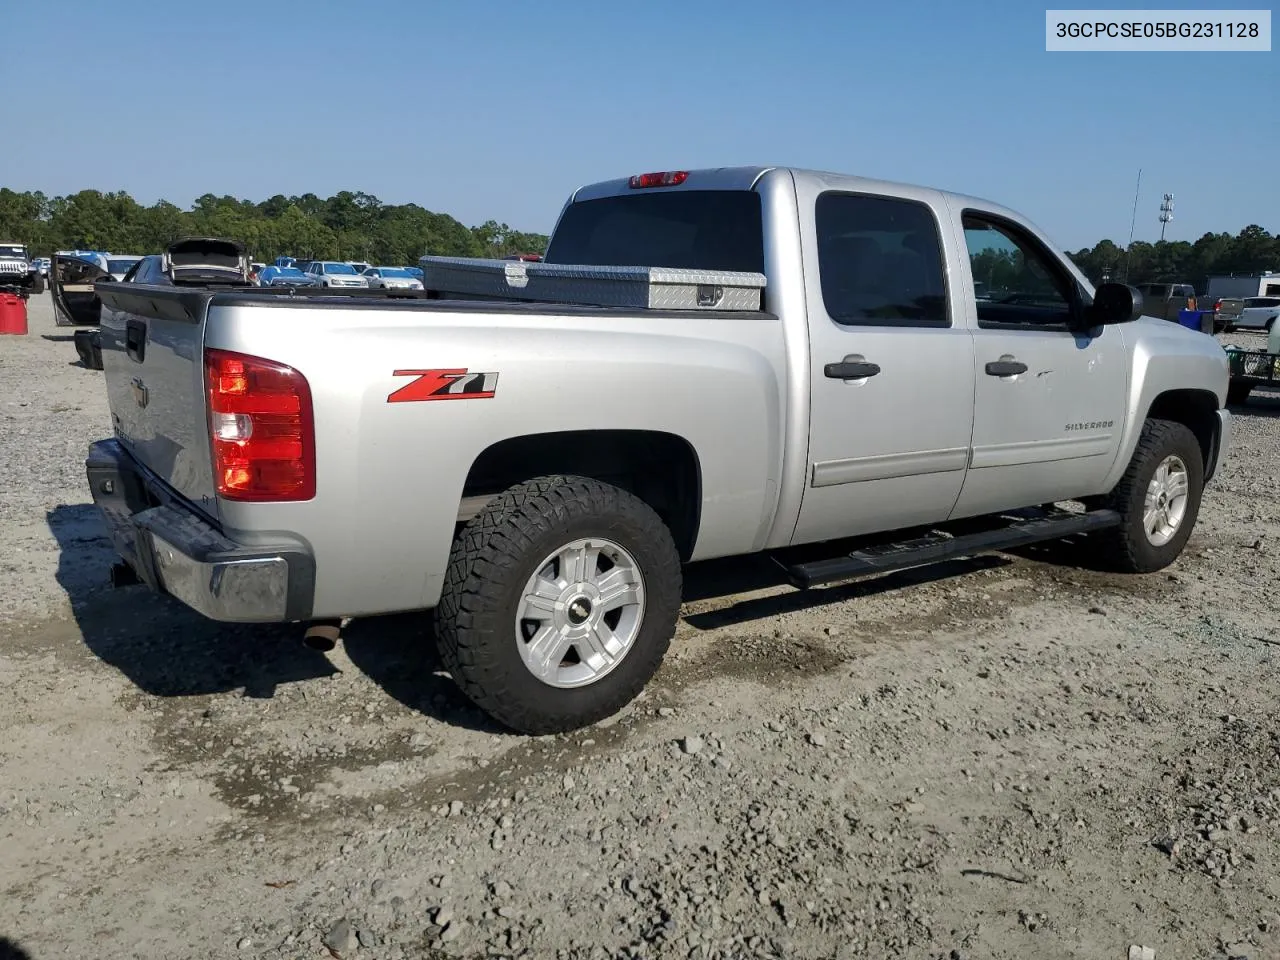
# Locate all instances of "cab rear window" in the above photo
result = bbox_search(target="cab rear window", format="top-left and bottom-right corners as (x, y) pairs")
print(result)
(544, 190), (765, 274)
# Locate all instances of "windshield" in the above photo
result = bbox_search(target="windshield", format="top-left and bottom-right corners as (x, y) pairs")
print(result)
(108, 258), (140, 275)
(378, 267), (412, 278)
(545, 190), (765, 273)
(325, 262), (358, 275)
(0, 245), (27, 259)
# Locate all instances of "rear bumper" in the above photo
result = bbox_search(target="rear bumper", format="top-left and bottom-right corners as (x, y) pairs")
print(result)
(85, 438), (315, 622)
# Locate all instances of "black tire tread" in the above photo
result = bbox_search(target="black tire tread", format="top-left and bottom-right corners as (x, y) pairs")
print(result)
(435, 474), (682, 734)
(1095, 418), (1203, 573)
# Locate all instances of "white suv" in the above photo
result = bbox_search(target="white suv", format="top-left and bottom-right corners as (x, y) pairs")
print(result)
(305, 261), (369, 288)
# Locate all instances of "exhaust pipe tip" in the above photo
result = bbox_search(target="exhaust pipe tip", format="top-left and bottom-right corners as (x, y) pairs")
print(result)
(303, 620), (342, 652)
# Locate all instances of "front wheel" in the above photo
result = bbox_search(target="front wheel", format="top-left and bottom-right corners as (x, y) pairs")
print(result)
(435, 475), (683, 734)
(1092, 418), (1204, 573)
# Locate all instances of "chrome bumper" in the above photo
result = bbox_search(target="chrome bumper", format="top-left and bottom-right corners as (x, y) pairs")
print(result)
(86, 439), (314, 622)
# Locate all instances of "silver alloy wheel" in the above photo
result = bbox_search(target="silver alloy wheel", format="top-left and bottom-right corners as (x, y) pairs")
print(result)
(515, 537), (646, 689)
(1143, 454), (1190, 547)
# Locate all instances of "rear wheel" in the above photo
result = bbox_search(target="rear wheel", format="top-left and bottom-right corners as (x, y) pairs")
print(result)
(1092, 418), (1203, 573)
(435, 475), (683, 734)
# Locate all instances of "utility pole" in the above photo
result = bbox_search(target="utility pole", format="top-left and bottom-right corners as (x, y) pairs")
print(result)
(1159, 193), (1174, 242)
(1124, 168), (1142, 282)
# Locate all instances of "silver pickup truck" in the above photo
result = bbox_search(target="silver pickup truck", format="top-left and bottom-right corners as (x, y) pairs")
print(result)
(83, 166), (1232, 734)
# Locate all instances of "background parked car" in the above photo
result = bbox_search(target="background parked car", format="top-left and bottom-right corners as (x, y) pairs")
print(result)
(257, 265), (320, 287)
(105, 254), (144, 281)
(1236, 297), (1280, 332)
(304, 261), (369, 287)
(362, 266), (423, 290)
(1134, 282), (1197, 322)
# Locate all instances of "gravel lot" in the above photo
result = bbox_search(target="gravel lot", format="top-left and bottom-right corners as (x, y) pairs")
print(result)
(2, 295), (1279, 960)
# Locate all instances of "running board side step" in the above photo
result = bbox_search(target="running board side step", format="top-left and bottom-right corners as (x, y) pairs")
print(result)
(783, 508), (1121, 589)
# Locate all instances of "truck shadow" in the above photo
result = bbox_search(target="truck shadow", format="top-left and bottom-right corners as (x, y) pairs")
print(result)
(1230, 389), (1280, 419)
(47, 503), (338, 700)
(339, 613), (506, 733)
(42, 502), (1118, 733)
(45, 504), (497, 730)
(0, 937), (34, 960)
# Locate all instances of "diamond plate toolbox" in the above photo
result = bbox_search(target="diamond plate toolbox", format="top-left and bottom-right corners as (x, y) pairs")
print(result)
(419, 256), (767, 312)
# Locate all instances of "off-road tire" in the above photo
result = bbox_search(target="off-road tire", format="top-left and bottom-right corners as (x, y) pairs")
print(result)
(435, 475), (683, 734)
(1092, 418), (1204, 573)
(31, 276), (44, 295)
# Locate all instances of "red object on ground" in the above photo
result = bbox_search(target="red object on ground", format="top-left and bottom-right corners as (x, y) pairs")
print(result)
(0, 293), (28, 335)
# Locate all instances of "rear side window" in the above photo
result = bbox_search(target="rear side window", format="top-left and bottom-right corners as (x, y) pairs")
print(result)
(815, 192), (949, 328)
(544, 190), (765, 274)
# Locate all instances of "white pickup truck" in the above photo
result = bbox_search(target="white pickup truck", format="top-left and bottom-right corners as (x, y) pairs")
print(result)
(81, 166), (1231, 734)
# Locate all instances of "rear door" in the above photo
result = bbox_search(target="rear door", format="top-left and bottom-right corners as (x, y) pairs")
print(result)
(51, 254), (112, 326)
(948, 205), (1128, 519)
(789, 183), (977, 544)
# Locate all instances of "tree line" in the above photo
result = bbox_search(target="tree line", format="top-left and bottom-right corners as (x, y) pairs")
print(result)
(0, 188), (550, 265)
(1, 186), (1276, 291)
(1067, 225), (1279, 292)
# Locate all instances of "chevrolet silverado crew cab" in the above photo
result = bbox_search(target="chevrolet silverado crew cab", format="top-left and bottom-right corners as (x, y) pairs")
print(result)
(83, 166), (1232, 734)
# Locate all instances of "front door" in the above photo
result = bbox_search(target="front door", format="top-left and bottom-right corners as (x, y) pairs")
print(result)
(51, 254), (112, 327)
(790, 185), (976, 546)
(948, 206), (1129, 519)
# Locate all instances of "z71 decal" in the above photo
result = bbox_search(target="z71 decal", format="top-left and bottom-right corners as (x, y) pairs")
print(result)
(387, 368), (499, 403)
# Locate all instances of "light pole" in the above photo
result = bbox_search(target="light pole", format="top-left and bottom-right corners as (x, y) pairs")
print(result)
(1159, 194), (1174, 242)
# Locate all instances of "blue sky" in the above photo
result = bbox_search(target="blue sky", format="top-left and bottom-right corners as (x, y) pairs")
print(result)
(4, 0), (1275, 250)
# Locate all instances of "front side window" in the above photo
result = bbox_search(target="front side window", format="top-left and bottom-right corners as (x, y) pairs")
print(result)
(962, 213), (1075, 328)
(814, 192), (949, 328)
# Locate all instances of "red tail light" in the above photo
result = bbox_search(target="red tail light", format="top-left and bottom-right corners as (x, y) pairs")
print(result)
(205, 348), (315, 501)
(628, 171), (688, 189)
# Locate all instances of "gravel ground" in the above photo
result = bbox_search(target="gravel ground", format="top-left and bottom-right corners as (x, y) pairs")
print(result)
(2, 295), (1279, 960)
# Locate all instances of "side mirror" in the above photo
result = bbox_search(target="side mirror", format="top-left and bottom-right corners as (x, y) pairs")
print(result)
(1083, 281), (1143, 327)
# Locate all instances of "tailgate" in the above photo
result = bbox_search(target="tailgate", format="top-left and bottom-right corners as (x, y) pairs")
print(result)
(98, 284), (220, 518)
(1218, 298), (1244, 321)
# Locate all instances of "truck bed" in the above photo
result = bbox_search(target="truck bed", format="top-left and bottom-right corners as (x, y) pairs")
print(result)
(94, 278), (786, 619)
